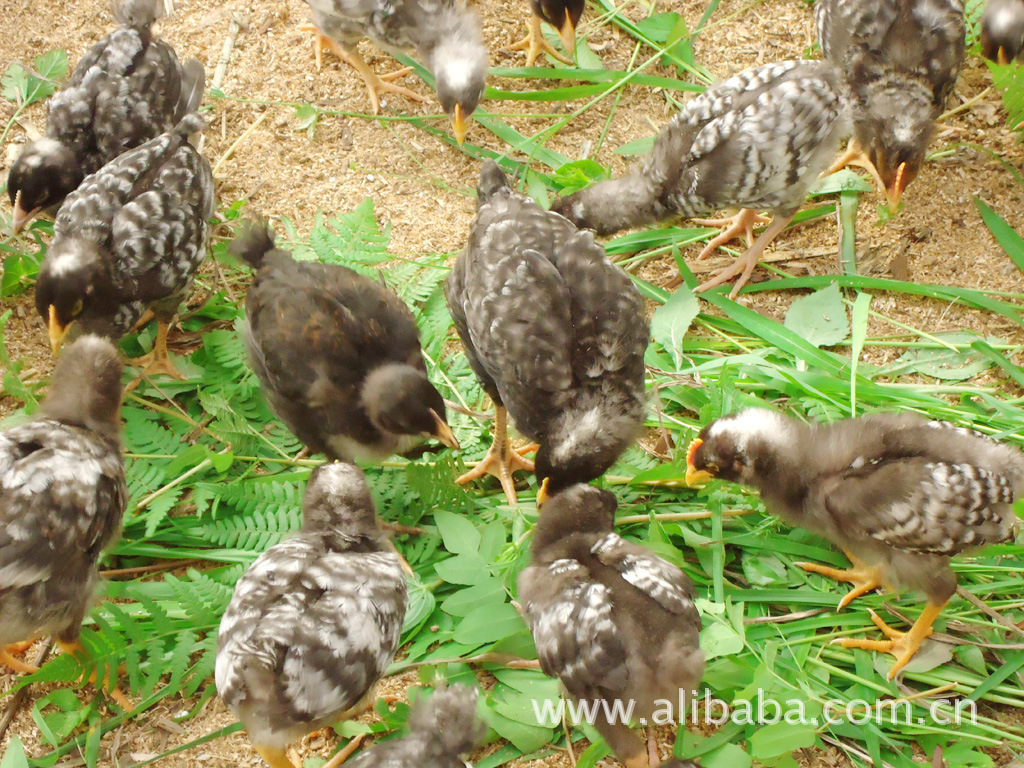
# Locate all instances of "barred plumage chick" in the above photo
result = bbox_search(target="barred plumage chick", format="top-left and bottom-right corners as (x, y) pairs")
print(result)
(302, 0), (487, 143)
(8, 0), (203, 233)
(510, 0), (586, 66)
(347, 684), (485, 768)
(686, 409), (1024, 679)
(0, 336), (130, 707)
(518, 485), (704, 768)
(33, 113), (214, 379)
(552, 60), (851, 298)
(816, 0), (965, 209)
(981, 0), (1024, 62)
(216, 463), (408, 768)
(231, 221), (458, 463)
(447, 161), (648, 504)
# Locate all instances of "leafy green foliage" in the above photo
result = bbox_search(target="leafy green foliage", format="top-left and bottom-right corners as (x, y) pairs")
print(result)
(1, 50), (68, 107)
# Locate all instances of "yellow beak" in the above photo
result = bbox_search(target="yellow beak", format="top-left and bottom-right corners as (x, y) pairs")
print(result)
(11, 190), (38, 235)
(885, 162), (907, 212)
(48, 305), (70, 355)
(558, 9), (576, 55)
(537, 476), (551, 507)
(452, 104), (470, 146)
(684, 437), (715, 487)
(430, 409), (461, 450)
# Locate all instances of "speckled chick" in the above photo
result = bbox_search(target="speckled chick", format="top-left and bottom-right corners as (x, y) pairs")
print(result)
(981, 0), (1024, 61)
(518, 484), (704, 768)
(303, 0), (487, 142)
(8, 0), (203, 233)
(447, 161), (648, 503)
(33, 113), (214, 379)
(231, 221), (459, 463)
(552, 60), (851, 298)
(347, 684), (486, 767)
(0, 336), (128, 702)
(815, 0), (965, 209)
(687, 408), (1024, 679)
(215, 463), (408, 768)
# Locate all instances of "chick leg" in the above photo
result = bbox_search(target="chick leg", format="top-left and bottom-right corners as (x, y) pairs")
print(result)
(510, 14), (574, 65)
(58, 639), (134, 710)
(821, 137), (885, 196)
(794, 551), (886, 609)
(254, 746), (300, 768)
(0, 648), (39, 675)
(456, 405), (537, 504)
(129, 320), (186, 381)
(299, 24), (424, 114)
(694, 213), (794, 299)
(691, 210), (772, 258)
(837, 603), (946, 680)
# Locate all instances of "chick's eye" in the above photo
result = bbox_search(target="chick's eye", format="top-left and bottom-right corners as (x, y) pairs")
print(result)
(71, 300), (84, 317)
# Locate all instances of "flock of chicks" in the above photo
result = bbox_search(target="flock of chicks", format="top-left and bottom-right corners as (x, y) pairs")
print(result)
(3, 0), (1024, 766)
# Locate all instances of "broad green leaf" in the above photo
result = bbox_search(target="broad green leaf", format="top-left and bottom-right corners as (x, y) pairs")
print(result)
(976, 197), (1024, 273)
(702, 742), (753, 768)
(699, 620), (745, 660)
(434, 552), (490, 585)
(440, 578), (506, 617)
(651, 287), (699, 368)
(748, 723), (817, 759)
(0, 737), (28, 768)
(483, 702), (555, 752)
(741, 553), (787, 587)
(783, 284), (849, 348)
(809, 169), (873, 196)
(614, 137), (656, 156)
(452, 602), (524, 644)
(435, 509), (481, 555)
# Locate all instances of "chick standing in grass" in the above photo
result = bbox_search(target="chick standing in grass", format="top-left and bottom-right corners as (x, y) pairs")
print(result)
(0, 336), (132, 708)
(8, 0), (204, 233)
(33, 113), (214, 379)
(518, 484), (704, 768)
(231, 221), (459, 462)
(510, 0), (586, 65)
(686, 408), (1024, 679)
(346, 684), (486, 767)
(551, 59), (851, 298)
(300, 0), (487, 143)
(446, 161), (648, 504)
(216, 463), (407, 768)
(815, 0), (965, 210)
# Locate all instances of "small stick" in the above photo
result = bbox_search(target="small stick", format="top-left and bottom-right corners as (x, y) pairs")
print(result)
(615, 508), (759, 524)
(956, 586), (1024, 640)
(101, 558), (202, 578)
(212, 111), (270, 177)
(211, 14), (245, 92)
(0, 639), (54, 742)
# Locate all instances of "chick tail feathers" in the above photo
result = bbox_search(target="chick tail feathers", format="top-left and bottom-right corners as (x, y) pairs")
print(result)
(178, 60), (206, 117)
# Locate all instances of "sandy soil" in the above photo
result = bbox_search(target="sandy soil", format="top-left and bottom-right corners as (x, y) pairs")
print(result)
(2, 0), (1024, 765)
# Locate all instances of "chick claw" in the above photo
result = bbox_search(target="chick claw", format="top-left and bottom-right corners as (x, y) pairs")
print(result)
(795, 559), (885, 609)
(836, 604), (944, 680)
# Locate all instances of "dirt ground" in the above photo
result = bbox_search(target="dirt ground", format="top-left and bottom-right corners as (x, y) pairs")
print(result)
(2, 0), (1024, 765)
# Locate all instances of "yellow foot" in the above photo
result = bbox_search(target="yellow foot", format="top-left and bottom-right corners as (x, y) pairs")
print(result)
(129, 350), (186, 381)
(691, 210), (772, 258)
(821, 138), (885, 195)
(510, 15), (573, 65)
(836, 603), (944, 680)
(58, 640), (135, 710)
(0, 648), (39, 675)
(457, 440), (538, 505)
(693, 212), (794, 299)
(795, 559), (885, 609)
